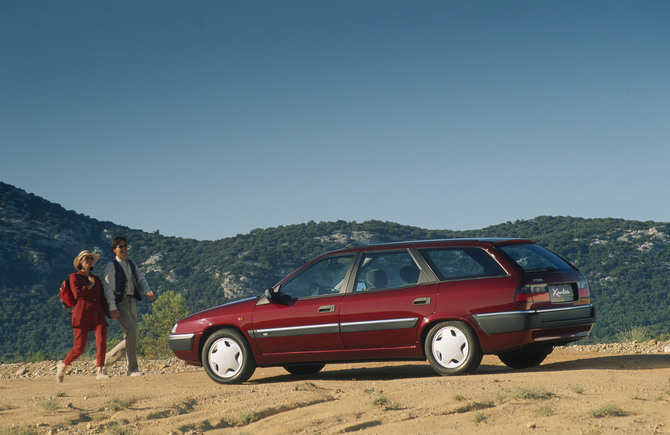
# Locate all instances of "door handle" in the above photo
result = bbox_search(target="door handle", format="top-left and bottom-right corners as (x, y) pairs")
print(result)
(318, 305), (335, 313)
(413, 297), (431, 305)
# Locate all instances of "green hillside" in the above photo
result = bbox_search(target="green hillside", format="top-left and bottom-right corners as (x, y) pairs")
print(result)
(1, 182), (669, 362)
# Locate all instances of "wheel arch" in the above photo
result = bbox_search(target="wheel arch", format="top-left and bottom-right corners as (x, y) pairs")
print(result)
(197, 324), (258, 366)
(419, 316), (482, 358)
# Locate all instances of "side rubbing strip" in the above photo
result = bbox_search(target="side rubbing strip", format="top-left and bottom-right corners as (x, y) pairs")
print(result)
(250, 323), (340, 338)
(340, 317), (419, 333)
(249, 317), (421, 338)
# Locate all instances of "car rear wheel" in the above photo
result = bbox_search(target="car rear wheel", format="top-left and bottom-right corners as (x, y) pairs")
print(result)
(283, 363), (326, 376)
(425, 321), (482, 376)
(201, 329), (256, 384)
(497, 344), (554, 369)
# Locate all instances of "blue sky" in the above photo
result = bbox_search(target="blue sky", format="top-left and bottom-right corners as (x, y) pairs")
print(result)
(2, 1), (669, 240)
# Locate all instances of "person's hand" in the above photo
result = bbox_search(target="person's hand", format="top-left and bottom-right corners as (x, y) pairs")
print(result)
(88, 276), (96, 286)
(109, 310), (120, 319)
(146, 290), (155, 301)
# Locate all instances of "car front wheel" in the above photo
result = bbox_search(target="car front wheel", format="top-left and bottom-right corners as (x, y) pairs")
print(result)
(425, 321), (482, 376)
(201, 329), (256, 384)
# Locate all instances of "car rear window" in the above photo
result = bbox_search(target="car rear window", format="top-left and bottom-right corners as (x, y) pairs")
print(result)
(419, 247), (507, 281)
(498, 244), (574, 272)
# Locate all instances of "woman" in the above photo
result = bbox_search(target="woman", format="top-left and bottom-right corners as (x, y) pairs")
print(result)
(57, 250), (110, 382)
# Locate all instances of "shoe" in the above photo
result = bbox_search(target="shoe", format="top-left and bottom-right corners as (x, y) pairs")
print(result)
(96, 373), (111, 380)
(128, 370), (144, 377)
(56, 363), (66, 383)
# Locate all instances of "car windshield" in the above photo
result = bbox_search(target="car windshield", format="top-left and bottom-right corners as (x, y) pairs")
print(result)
(499, 244), (573, 272)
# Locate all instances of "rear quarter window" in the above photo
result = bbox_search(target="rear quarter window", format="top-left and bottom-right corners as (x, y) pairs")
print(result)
(419, 247), (508, 281)
(498, 244), (574, 272)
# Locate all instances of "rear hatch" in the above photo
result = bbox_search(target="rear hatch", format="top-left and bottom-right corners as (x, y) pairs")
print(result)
(497, 243), (591, 309)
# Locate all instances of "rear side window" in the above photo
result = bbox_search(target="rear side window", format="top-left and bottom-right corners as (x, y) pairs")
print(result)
(420, 248), (507, 281)
(499, 244), (574, 272)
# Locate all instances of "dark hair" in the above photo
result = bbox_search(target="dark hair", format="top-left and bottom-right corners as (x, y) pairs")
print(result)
(110, 236), (127, 253)
(76, 262), (94, 271)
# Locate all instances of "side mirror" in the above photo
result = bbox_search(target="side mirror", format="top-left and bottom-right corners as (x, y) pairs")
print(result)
(258, 287), (278, 306)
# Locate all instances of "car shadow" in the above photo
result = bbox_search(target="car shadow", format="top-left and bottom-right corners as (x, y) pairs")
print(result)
(251, 363), (438, 383)
(522, 353), (670, 373)
(249, 354), (670, 384)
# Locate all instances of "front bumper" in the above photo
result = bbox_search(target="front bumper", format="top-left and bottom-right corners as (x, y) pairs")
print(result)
(168, 333), (196, 352)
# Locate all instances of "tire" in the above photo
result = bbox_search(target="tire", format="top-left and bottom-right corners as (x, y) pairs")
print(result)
(283, 363), (326, 376)
(425, 321), (482, 376)
(201, 329), (256, 384)
(498, 344), (553, 369)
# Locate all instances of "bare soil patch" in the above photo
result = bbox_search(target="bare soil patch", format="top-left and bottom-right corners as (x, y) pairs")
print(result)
(1, 344), (669, 434)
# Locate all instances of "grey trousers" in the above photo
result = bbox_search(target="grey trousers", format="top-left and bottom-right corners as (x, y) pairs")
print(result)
(110, 295), (139, 372)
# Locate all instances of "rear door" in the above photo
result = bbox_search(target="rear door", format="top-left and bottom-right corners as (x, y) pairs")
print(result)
(339, 250), (438, 349)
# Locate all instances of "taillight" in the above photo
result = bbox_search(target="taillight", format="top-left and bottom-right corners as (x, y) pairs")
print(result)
(577, 276), (590, 298)
(515, 285), (549, 303)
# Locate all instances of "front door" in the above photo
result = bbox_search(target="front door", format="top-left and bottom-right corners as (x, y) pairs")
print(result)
(251, 254), (355, 356)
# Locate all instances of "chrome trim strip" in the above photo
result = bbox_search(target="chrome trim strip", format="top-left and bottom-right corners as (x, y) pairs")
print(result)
(474, 310), (530, 317)
(250, 317), (421, 338)
(256, 323), (339, 334)
(341, 317), (418, 327)
(535, 306), (592, 314)
(251, 323), (340, 338)
(473, 305), (593, 318)
(169, 333), (196, 340)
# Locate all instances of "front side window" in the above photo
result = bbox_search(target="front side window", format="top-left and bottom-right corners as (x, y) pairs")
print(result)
(280, 254), (355, 299)
(354, 250), (420, 292)
(420, 247), (507, 281)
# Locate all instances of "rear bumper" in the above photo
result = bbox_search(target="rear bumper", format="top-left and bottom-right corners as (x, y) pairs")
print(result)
(472, 304), (596, 335)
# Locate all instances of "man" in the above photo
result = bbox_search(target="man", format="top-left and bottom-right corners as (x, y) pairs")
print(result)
(102, 236), (154, 376)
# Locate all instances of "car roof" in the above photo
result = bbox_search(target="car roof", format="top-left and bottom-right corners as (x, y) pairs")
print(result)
(326, 238), (536, 255)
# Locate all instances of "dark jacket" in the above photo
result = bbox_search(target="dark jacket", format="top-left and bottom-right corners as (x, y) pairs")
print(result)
(112, 259), (143, 305)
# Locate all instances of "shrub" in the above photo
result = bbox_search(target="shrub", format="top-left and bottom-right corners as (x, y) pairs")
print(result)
(109, 397), (138, 412)
(371, 393), (388, 407)
(588, 404), (626, 418)
(41, 398), (59, 413)
(570, 385), (584, 394)
(616, 325), (651, 343)
(138, 291), (189, 358)
(512, 387), (554, 400)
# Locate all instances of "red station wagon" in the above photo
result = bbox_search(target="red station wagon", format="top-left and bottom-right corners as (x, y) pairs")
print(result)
(169, 238), (596, 384)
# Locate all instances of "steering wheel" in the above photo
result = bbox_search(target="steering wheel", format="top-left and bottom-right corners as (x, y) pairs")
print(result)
(308, 283), (333, 296)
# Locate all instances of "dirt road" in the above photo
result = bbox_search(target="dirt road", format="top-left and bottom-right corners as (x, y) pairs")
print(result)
(1, 346), (669, 434)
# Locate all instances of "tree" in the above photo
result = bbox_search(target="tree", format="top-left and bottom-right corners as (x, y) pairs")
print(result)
(138, 291), (190, 358)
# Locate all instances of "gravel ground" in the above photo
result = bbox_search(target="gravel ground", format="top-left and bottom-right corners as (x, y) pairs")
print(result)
(0, 357), (202, 380)
(2, 340), (669, 381)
